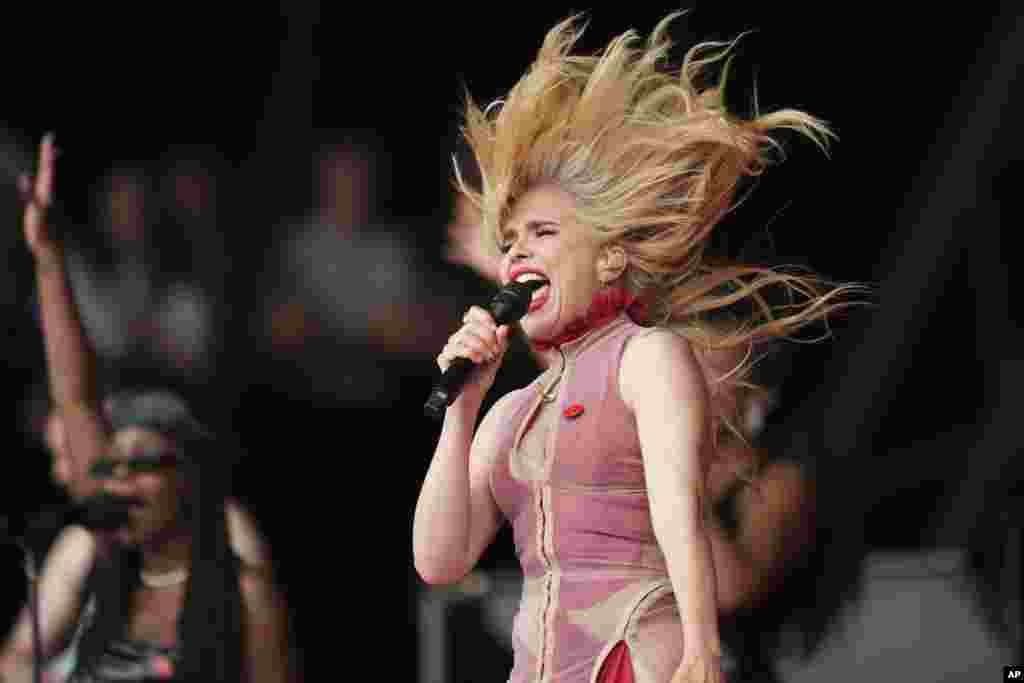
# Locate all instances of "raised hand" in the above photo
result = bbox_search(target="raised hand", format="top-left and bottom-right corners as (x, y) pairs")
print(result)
(436, 306), (511, 405)
(18, 133), (60, 265)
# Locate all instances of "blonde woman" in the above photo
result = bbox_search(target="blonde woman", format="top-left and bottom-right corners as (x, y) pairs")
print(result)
(414, 13), (858, 683)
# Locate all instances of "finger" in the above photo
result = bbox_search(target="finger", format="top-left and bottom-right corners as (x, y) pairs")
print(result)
(17, 173), (32, 200)
(18, 172), (45, 221)
(436, 351), (451, 372)
(463, 305), (497, 328)
(460, 316), (494, 341)
(462, 309), (500, 351)
(492, 325), (511, 356)
(458, 335), (493, 364)
(35, 133), (56, 206)
(463, 317), (503, 349)
(445, 336), (488, 364)
(456, 325), (498, 356)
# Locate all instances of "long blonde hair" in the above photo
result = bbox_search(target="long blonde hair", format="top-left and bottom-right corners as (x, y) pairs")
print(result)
(456, 12), (866, 452)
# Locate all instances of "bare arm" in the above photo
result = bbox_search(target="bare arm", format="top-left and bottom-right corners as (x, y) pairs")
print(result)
(620, 330), (722, 683)
(412, 390), (515, 585)
(21, 135), (108, 490)
(228, 498), (296, 682)
(0, 526), (98, 682)
(412, 306), (512, 585)
(226, 499), (272, 570)
(239, 566), (299, 683)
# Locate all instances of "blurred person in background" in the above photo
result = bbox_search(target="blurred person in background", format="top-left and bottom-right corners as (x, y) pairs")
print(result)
(0, 135), (290, 683)
(263, 138), (452, 404)
(415, 14), (862, 683)
(60, 160), (216, 380)
(151, 146), (230, 375)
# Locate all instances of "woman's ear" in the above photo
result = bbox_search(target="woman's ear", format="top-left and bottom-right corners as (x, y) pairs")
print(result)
(597, 245), (628, 284)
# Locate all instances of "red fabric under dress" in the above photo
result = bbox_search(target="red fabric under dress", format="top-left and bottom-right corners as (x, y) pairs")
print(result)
(597, 642), (636, 683)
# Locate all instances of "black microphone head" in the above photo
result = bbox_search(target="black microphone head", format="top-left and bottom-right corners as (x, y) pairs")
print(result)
(490, 279), (548, 324)
(77, 494), (136, 531)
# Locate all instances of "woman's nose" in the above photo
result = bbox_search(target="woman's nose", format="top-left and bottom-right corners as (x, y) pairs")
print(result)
(506, 240), (532, 267)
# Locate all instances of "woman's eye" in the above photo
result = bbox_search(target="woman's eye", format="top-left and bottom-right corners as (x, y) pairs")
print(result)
(537, 229), (556, 237)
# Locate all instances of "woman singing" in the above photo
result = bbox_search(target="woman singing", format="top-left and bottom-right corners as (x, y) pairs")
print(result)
(0, 135), (294, 682)
(414, 13), (858, 683)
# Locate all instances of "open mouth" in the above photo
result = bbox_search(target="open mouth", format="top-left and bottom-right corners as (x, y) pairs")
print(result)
(513, 272), (551, 312)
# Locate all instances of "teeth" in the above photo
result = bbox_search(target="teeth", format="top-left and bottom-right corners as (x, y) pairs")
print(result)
(515, 273), (547, 283)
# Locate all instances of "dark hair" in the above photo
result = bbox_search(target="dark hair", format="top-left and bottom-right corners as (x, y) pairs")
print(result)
(77, 389), (243, 682)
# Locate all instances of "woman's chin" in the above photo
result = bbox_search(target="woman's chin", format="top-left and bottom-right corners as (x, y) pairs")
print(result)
(520, 316), (550, 341)
(521, 318), (564, 345)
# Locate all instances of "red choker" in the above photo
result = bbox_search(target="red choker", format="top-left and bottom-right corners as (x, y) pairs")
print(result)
(530, 285), (643, 351)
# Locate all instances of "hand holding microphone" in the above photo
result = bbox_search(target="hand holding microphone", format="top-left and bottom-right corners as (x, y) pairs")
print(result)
(425, 279), (547, 419)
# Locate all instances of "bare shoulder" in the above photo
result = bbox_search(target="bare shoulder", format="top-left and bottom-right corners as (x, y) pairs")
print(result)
(48, 525), (100, 577)
(619, 327), (704, 409)
(622, 326), (701, 372)
(52, 525), (96, 556)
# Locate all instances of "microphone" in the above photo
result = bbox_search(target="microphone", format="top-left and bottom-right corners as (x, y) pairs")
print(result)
(0, 495), (136, 549)
(76, 493), (138, 531)
(425, 279), (547, 419)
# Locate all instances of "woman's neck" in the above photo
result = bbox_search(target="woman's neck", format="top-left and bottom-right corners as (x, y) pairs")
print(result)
(531, 284), (638, 353)
(140, 529), (192, 574)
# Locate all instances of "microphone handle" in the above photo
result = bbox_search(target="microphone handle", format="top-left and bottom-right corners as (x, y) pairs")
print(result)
(424, 356), (477, 419)
(424, 280), (542, 420)
(423, 301), (518, 419)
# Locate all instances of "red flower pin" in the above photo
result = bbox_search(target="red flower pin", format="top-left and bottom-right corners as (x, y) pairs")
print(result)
(563, 403), (585, 419)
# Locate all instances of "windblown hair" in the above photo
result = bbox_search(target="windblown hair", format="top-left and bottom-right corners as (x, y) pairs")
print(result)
(457, 12), (866, 443)
(77, 389), (243, 683)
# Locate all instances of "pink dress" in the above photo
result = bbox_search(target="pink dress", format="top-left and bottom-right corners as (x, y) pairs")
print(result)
(489, 314), (684, 683)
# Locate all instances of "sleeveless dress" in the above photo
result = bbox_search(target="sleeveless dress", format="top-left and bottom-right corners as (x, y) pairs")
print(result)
(64, 596), (180, 683)
(489, 313), (685, 683)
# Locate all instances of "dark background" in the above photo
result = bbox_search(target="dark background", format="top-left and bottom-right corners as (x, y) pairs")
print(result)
(1, 2), (1020, 680)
